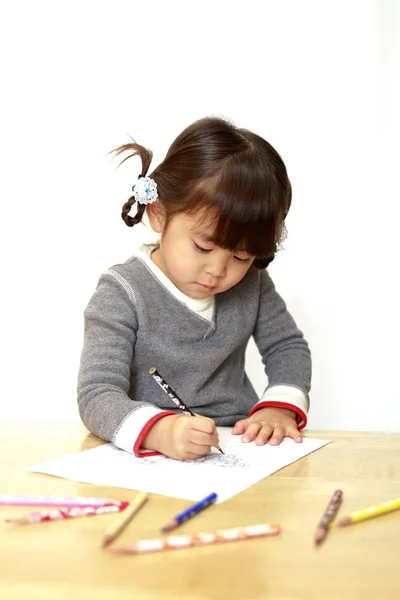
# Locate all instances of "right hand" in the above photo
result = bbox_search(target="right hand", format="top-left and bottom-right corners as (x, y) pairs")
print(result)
(142, 414), (219, 460)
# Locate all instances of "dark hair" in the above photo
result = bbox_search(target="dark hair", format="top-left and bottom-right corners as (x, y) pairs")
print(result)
(111, 116), (291, 268)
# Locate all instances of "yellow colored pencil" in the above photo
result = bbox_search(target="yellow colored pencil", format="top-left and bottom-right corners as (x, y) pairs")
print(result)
(101, 492), (149, 547)
(330, 497), (400, 527)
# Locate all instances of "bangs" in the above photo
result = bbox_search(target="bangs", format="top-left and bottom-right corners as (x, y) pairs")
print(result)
(182, 156), (290, 260)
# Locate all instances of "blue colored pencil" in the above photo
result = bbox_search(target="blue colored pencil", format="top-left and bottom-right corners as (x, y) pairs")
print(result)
(161, 493), (218, 532)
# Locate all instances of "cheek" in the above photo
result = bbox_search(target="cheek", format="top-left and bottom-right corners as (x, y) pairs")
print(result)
(230, 263), (252, 284)
(174, 246), (199, 276)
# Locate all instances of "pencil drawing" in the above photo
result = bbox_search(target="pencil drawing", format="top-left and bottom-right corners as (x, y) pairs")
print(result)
(183, 453), (249, 468)
(134, 453), (248, 468)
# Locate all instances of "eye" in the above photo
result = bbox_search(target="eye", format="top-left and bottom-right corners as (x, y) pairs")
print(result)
(234, 255), (251, 263)
(193, 241), (212, 254)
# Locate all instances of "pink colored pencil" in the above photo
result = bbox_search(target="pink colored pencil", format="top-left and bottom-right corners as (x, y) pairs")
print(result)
(107, 523), (281, 555)
(5, 502), (129, 525)
(0, 494), (124, 508)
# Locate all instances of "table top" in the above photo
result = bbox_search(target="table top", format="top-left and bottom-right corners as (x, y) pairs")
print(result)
(0, 422), (399, 600)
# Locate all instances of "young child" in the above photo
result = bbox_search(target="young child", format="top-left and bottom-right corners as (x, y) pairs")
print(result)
(78, 116), (311, 460)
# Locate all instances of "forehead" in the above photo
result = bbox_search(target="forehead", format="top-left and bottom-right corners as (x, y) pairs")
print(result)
(176, 210), (251, 254)
(174, 210), (215, 239)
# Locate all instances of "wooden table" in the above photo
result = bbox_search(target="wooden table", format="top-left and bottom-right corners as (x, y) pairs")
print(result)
(0, 422), (399, 600)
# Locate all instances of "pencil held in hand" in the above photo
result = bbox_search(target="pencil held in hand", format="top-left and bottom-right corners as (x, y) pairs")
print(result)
(149, 367), (194, 416)
(315, 489), (343, 545)
(149, 367), (224, 454)
(102, 492), (148, 547)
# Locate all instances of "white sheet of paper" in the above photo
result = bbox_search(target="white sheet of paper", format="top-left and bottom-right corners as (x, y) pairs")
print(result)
(28, 428), (330, 503)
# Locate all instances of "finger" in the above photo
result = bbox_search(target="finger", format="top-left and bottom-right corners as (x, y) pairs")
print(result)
(269, 425), (285, 446)
(255, 424), (274, 446)
(232, 420), (249, 435)
(185, 440), (212, 457)
(191, 416), (216, 435)
(189, 429), (219, 447)
(212, 430), (220, 447)
(241, 422), (262, 443)
(286, 425), (303, 443)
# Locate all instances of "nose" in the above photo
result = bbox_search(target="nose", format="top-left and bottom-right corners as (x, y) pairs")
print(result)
(205, 253), (228, 278)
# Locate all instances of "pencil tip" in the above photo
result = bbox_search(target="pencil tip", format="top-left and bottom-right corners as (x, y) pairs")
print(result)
(314, 527), (327, 545)
(161, 521), (176, 532)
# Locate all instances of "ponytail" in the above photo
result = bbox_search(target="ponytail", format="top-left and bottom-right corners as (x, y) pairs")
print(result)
(109, 141), (153, 227)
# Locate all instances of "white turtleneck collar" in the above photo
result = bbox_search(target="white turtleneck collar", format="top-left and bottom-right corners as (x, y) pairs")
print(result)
(138, 244), (215, 322)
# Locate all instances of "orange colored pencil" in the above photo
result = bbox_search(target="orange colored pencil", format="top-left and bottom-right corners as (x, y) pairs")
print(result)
(107, 523), (281, 555)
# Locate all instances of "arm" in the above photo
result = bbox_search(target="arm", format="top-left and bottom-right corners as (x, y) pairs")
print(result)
(233, 269), (311, 444)
(77, 271), (219, 459)
(77, 271), (174, 455)
(252, 269), (311, 423)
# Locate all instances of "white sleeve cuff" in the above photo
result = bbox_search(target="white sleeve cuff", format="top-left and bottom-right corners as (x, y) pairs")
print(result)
(114, 405), (169, 454)
(252, 385), (309, 428)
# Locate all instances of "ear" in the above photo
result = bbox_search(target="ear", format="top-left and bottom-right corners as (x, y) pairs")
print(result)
(146, 200), (166, 233)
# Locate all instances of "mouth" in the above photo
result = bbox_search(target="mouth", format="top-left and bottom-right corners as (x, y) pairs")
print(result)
(196, 283), (216, 292)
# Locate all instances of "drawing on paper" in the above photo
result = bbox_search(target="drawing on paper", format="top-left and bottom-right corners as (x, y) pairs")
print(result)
(134, 453), (248, 468)
(135, 456), (168, 465)
(184, 453), (249, 468)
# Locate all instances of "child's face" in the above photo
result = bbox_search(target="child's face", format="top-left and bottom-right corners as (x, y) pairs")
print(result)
(148, 208), (255, 299)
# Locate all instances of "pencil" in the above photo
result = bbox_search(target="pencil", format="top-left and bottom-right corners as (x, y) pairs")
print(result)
(161, 492), (217, 532)
(314, 489), (343, 545)
(330, 497), (400, 528)
(0, 494), (123, 508)
(101, 492), (149, 547)
(149, 367), (224, 454)
(5, 503), (128, 525)
(107, 523), (281, 555)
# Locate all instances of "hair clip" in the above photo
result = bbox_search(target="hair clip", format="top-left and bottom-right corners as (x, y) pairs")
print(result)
(132, 176), (158, 205)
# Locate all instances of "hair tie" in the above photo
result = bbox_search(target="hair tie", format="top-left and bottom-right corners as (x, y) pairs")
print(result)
(131, 175), (157, 205)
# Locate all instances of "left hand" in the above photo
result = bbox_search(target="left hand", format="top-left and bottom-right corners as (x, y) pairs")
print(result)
(232, 407), (302, 446)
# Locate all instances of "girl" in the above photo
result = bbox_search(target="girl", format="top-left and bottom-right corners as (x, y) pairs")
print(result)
(78, 116), (311, 461)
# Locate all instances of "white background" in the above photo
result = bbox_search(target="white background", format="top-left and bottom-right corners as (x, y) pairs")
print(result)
(1, 1), (399, 430)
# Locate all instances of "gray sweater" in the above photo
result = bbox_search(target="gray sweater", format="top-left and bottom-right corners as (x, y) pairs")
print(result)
(77, 255), (311, 444)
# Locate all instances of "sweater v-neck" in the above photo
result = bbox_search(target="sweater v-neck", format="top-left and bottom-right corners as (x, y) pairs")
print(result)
(138, 244), (215, 322)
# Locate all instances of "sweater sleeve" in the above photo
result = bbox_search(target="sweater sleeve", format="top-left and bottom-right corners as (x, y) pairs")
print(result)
(251, 270), (312, 428)
(77, 271), (174, 454)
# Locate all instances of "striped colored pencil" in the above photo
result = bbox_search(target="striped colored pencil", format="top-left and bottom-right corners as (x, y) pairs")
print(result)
(107, 523), (281, 555)
(314, 489), (343, 545)
(102, 492), (149, 547)
(149, 367), (224, 454)
(0, 494), (123, 508)
(330, 497), (400, 528)
(5, 502), (129, 525)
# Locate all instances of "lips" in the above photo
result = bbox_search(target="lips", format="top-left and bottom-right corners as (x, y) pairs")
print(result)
(196, 283), (216, 291)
